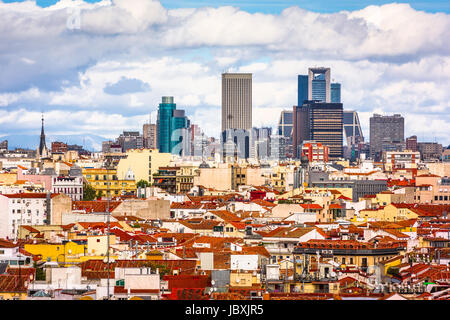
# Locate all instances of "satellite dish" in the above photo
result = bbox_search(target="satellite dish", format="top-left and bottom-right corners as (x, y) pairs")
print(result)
(211, 280), (216, 285)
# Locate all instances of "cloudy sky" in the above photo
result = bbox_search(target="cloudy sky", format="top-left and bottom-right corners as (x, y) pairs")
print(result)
(1, 0), (449, 147)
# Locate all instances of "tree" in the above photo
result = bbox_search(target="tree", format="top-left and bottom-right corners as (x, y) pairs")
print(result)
(136, 179), (150, 188)
(83, 183), (97, 201)
(96, 190), (103, 199)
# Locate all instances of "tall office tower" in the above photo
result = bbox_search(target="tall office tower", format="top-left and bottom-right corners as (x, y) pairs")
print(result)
(331, 83), (341, 103)
(406, 135), (418, 152)
(278, 111), (293, 139)
(278, 110), (294, 157)
(292, 105), (311, 159)
(370, 114), (404, 161)
(308, 67), (331, 102)
(157, 96), (190, 155)
(293, 101), (343, 160)
(343, 110), (364, 146)
(143, 123), (158, 149)
(221, 73), (252, 132)
(298, 75), (308, 106)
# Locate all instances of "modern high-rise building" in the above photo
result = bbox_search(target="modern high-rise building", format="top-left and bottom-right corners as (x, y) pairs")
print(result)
(143, 123), (158, 149)
(308, 67), (331, 103)
(292, 105), (311, 159)
(277, 111), (293, 139)
(369, 114), (404, 161)
(293, 101), (343, 160)
(331, 83), (341, 103)
(343, 110), (364, 146)
(298, 68), (335, 105)
(278, 110), (294, 158)
(157, 96), (190, 155)
(298, 75), (308, 106)
(221, 73), (252, 132)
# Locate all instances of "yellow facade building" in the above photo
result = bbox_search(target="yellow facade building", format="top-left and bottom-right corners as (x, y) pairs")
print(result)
(83, 168), (136, 197)
(116, 149), (172, 184)
(360, 204), (419, 222)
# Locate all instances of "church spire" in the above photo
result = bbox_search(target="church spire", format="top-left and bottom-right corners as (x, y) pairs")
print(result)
(39, 113), (47, 156)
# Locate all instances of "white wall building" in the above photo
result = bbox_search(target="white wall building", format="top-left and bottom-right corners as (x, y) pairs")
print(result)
(0, 194), (52, 240)
(52, 176), (83, 201)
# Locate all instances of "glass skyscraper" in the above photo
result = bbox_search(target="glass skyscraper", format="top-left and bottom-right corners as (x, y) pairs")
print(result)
(343, 110), (363, 145)
(298, 75), (308, 106)
(157, 96), (189, 155)
(331, 83), (341, 103)
(308, 68), (331, 103)
(311, 73), (327, 101)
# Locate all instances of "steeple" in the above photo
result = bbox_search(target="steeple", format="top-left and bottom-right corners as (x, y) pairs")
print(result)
(39, 114), (47, 156)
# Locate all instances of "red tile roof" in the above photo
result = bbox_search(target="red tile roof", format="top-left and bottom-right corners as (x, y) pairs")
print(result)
(170, 202), (203, 210)
(0, 239), (17, 248)
(81, 259), (197, 279)
(163, 275), (211, 289)
(1, 193), (61, 199)
(299, 204), (323, 210)
(72, 200), (122, 213)
(0, 275), (29, 293)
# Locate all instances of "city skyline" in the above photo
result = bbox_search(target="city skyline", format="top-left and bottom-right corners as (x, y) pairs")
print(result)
(1, 0), (450, 147)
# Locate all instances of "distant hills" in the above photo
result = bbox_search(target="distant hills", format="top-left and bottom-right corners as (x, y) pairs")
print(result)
(1, 134), (107, 152)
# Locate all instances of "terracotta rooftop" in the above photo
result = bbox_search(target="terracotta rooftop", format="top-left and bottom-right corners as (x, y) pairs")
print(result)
(72, 200), (122, 213)
(1, 193), (61, 199)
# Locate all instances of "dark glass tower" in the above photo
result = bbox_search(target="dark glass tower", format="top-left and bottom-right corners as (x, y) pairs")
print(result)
(298, 75), (308, 106)
(293, 101), (343, 160)
(331, 83), (341, 103)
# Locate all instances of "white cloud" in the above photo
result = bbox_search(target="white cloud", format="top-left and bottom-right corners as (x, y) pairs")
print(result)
(0, 1), (449, 145)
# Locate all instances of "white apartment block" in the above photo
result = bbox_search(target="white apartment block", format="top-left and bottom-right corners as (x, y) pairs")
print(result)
(52, 176), (83, 201)
(0, 194), (51, 240)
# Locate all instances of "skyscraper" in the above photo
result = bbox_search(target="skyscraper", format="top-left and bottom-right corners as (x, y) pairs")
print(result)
(308, 68), (331, 103)
(157, 96), (190, 155)
(293, 105), (309, 159)
(293, 101), (343, 160)
(221, 73), (252, 132)
(298, 75), (308, 106)
(331, 83), (341, 103)
(278, 110), (294, 158)
(343, 110), (364, 146)
(370, 114), (404, 160)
